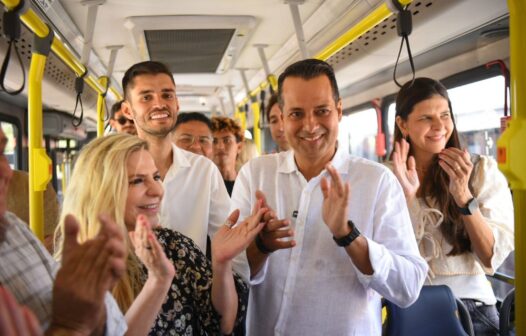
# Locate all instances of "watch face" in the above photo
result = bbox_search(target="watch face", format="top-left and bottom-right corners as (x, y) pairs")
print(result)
(468, 197), (479, 214)
(459, 197), (478, 215)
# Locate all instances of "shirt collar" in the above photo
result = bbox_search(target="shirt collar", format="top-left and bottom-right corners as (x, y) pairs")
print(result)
(330, 142), (350, 175)
(170, 143), (191, 169)
(278, 150), (297, 174)
(277, 142), (350, 177)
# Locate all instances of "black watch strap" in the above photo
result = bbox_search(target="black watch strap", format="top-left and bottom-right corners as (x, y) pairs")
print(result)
(333, 220), (361, 247)
(458, 197), (478, 216)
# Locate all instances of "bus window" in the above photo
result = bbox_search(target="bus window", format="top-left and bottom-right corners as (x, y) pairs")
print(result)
(339, 108), (377, 160)
(1, 121), (19, 170)
(387, 76), (506, 160)
(448, 76), (505, 159)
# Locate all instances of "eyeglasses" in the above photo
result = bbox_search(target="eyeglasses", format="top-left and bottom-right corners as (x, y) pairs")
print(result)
(176, 134), (213, 147)
(116, 116), (134, 126)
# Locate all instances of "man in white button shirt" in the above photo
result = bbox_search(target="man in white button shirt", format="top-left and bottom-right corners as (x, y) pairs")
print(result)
(119, 61), (250, 278)
(232, 59), (428, 335)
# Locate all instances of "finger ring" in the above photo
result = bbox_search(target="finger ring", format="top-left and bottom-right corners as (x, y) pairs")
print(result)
(223, 220), (234, 228)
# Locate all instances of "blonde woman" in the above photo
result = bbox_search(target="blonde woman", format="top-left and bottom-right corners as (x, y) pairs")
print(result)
(55, 134), (266, 335)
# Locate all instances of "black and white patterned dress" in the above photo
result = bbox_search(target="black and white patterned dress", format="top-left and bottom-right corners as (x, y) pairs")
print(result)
(148, 228), (248, 336)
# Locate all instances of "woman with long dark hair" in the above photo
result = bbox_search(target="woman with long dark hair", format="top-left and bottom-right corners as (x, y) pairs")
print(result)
(390, 77), (514, 335)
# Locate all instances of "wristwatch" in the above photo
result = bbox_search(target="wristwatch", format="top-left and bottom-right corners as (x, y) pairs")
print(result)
(458, 197), (478, 216)
(333, 220), (361, 247)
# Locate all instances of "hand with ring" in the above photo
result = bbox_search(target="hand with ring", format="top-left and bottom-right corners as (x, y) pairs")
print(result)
(212, 200), (268, 264)
(438, 147), (474, 206)
(129, 214), (175, 282)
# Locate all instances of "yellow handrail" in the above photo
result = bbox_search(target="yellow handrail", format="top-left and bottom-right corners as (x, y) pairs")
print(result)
(97, 76), (109, 137)
(235, 74), (277, 153)
(28, 52), (51, 241)
(315, 0), (412, 61)
(1, 0), (124, 240)
(235, 1), (413, 154)
(1, 0), (120, 97)
(498, 1), (525, 334)
(236, 1), (412, 109)
(110, 87), (123, 101)
(251, 100), (261, 151)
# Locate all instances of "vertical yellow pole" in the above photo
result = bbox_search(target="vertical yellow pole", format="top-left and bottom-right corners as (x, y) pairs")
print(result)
(499, 1), (526, 335)
(251, 99), (261, 153)
(28, 53), (52, 241)
(268, 74), (278, 93)
(514, 192), (525, 336)
(237, 105), (247, 133)
(97, 76), (108, 137)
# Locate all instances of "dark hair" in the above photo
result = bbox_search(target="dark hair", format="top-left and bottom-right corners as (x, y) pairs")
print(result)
(211, 116), (244, 143)
(393, 77), (470, 255)
(122, 61), (174, 99)
(175, 112), (212, 131)
(277, 59), (340, 108)
(265, 93), (279, 122)
(111, 100), (124, 119)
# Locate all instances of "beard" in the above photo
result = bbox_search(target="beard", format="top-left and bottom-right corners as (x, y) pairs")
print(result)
(131, 107), (178, 138)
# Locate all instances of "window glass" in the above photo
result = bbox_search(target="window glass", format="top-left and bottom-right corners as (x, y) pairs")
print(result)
(449, 76), (505, 158)
(1, 121), (19, 169)
(338, 108), (377, 160)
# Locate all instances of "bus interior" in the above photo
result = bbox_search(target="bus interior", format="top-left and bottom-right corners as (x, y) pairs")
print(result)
(0, 0), (522, 334)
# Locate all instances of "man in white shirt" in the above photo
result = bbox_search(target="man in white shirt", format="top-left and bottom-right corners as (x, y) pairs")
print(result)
(232, 59), (428, 335)
(119, 61), (248, 278)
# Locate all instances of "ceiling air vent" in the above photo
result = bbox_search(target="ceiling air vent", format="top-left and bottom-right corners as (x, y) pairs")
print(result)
(126, 15), (256, 74)
(145, 29), (235, 74)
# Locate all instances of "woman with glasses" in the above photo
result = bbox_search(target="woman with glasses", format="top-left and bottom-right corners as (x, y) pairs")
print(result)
(110, 100), (137, 135)
(54, 133), (266, 335)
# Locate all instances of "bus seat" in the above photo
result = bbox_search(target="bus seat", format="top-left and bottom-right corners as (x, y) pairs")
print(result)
(7, 170), (59, 252)
(499, 288), (515, 336)
(383, 285), (474, 336)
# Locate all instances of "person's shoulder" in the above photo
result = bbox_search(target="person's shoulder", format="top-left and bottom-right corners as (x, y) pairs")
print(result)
(474, 154), (496, 170)
(251, 151), (283, 165)
(3, 211), (28, 232)
(471, 154), (505, 184)
(2, 211), (45, 249)
(177, 146), (217, 168)
(347, 155), (391, 176)
(239, 151), (284, 175)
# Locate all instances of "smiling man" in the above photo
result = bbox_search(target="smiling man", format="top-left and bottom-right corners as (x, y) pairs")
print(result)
(119, 62), (249, 278)
(231, 59), (428, 335)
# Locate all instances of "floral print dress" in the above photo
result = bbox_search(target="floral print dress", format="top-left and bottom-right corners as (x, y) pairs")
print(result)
(148, 228), (249, 336)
